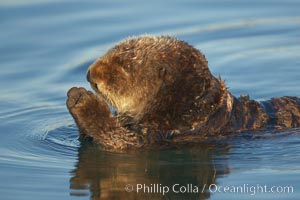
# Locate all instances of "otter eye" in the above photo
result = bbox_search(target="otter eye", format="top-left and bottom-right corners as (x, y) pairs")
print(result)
(159, 67), (166, 77)
(123, 65), (131, 73)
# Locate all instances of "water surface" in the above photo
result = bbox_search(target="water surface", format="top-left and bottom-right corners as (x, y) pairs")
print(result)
(0, 0), (300, 199)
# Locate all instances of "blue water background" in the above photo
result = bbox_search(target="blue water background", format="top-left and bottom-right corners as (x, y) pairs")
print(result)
(0, 0), (300, 199)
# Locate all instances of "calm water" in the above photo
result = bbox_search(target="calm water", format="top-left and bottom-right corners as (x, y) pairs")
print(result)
(1, 0), (300, 199)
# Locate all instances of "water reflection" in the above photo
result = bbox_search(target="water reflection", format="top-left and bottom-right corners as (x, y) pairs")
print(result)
(70, 142), (230, 200)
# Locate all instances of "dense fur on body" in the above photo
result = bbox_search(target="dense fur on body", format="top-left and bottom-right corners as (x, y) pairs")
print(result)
(67, 35), (300, 151)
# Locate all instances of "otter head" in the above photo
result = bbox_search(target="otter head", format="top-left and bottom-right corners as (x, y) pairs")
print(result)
(87, 36), (171, 118)
(87, 36), (225, 129)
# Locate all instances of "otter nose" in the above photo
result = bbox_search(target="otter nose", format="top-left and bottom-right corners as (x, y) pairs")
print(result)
(87, 69), (98, 90)
(86, 70), (91, 82)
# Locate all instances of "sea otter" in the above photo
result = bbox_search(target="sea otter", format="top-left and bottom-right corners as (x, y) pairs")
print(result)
(66, 35), (300, 151)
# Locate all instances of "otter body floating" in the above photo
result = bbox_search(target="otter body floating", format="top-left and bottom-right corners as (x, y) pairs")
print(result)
(67, 36), (300, 151)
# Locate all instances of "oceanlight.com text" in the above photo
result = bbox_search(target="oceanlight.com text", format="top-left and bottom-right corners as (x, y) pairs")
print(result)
(124, 183), (294, 196)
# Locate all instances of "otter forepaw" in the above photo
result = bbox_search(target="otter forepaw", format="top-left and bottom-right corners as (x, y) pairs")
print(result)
(66, 86), (116, 140)
(67, 87), (92, 109)
(67, 86), (111, 117)
(67, 87), (106, 119)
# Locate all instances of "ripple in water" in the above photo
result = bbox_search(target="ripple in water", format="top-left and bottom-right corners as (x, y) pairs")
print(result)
(0, 118), (79, 170)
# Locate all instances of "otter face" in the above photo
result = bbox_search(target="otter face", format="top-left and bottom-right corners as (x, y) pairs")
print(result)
(87, 41), (165, 116)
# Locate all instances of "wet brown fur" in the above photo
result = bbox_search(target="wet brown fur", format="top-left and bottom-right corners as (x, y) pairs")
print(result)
(66, 35), (300, 151)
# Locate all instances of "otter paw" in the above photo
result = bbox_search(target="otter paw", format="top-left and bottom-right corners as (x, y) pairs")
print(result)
(66, 87), (117, 141)
(66, 87), (110, 118)
(67, 87), (91, 109)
